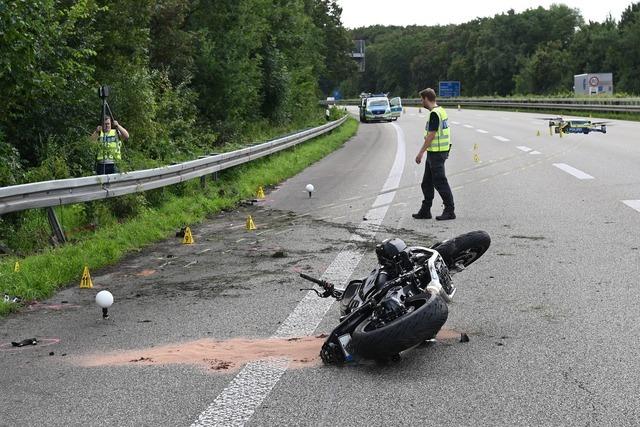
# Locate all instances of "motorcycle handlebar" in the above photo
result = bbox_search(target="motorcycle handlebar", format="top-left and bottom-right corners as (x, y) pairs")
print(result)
(299, 273), (326, 286)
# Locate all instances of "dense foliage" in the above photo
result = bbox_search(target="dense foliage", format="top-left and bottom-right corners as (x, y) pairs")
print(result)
(341, 3), (640, 98)
(0, 0), (353, 185)
(0, 0), (353, 252)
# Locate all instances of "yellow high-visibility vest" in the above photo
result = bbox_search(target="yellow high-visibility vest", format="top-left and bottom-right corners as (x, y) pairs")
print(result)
(97, 129), (121, 161)
(424, 106), (450, 152)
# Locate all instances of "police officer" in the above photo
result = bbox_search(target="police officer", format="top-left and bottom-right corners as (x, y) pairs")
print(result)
(91, 115), (129, 175)
(413, 88), (455, 220)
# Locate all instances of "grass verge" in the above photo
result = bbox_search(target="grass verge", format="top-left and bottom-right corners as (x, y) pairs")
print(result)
(0, 117), (358, 316)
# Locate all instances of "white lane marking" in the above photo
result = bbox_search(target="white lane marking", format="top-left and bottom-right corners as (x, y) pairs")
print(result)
(451, 121), (460, 125)
(623, 200), (640, 213)
(494, 136), (510, 142)
(553, 163), (594, 180)
(191, 123), (407, 427)
(516, 146), (532, 152)
(463, 124), (473, 128)
(529, 150), (541, 155)
(476, 129), (488, 134)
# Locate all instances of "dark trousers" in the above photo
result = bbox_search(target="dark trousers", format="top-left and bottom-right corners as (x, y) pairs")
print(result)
(96, 162), (117, 175)
(421, 150), (454, 210)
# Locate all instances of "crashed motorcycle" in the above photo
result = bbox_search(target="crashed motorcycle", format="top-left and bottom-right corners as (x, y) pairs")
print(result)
(300, 230), (491, 364)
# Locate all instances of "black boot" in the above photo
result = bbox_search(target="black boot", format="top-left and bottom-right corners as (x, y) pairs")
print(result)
(412, 204), (432, 219)
(436, 208), (456, 221)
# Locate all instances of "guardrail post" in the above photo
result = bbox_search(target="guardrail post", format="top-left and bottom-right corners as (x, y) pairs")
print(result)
(209, 153), (220, 181)
(198, 156), (208, 188)
(46, 207), (67, 245)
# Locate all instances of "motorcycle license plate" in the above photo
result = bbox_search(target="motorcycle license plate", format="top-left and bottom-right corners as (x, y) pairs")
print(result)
(338, 334), (354, 362)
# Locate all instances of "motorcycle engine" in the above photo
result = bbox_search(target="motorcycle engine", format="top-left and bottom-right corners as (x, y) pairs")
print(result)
(372, 286), (407, 327)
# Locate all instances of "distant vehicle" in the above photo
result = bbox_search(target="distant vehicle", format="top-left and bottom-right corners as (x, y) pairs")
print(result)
(540, 117), (609, 135)
(389, 97), (402, 120)
(359, 93), (392, 123)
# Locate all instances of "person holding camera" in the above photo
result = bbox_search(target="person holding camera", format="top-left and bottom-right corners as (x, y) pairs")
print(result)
(91, 115), (129, 175)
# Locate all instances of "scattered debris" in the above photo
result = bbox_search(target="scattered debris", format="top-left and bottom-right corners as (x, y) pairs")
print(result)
(460, 333), (470, 343)
(138, 320), (152, 323)
(49, 352), (55, 356)
(272, 250), (287, 258)
(12, 338), (38, 347)
(129, 357), (153, 363)
(3, 293), (22, 304)
(205, 358), (232, 370)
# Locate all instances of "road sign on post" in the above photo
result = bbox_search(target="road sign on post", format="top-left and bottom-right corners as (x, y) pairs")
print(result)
(438, 81), (461, 98)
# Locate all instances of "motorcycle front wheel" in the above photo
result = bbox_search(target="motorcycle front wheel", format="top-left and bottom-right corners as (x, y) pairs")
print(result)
(347, 292), (448, 360)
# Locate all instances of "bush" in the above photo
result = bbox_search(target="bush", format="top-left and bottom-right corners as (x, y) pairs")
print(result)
(0, 131), (23, 187)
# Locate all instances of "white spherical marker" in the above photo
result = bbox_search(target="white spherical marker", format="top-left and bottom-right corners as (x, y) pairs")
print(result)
(305, 184), (315, 198)
(96, 290), (114, 319)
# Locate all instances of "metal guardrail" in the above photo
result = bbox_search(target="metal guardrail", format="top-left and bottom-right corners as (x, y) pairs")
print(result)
(0, 116), (348, 215)
(332, 97), (640, 113)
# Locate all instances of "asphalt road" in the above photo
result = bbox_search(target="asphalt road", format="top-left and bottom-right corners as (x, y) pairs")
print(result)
(1, 107), (639, 426)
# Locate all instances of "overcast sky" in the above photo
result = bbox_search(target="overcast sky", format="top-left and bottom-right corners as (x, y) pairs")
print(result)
(336, 0), (634, 28)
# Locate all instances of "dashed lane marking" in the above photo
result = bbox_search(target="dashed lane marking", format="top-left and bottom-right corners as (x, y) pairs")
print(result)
(622, 200), (640, 213)
(553, 163), (594, 180)
(476, 129), (488, 133)
(530, 151), (541, 155)
(494, 136), (510, 142)
(463, 124), (474, 128)
(517, 146), (532, 152)
(191, 121), (408, 427)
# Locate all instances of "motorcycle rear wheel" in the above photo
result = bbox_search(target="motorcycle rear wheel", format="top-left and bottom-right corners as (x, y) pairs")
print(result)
(432, 230), (491, 269)
(348, 292), (448, 360)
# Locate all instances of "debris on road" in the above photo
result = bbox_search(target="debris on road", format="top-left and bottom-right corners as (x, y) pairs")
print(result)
(460, 333), (470, 343)
(11, 338), (38, 347)
(272, 250), (287, 258)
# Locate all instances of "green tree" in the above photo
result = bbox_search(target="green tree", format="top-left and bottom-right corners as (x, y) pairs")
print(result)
(0, 0), (100, 166)
(617, 5), (640, 93)
(514, 41), (573, 94)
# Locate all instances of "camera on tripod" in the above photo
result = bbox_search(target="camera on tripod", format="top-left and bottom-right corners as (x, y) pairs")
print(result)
(98, 85), (110, 100)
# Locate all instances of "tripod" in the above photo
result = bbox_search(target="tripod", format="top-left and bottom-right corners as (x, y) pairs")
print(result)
(97, 85), (118, 174)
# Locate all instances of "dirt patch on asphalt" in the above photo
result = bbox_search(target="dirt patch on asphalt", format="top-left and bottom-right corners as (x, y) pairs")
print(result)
(77, 336), (325, 372)
(76, 329), (461, 373)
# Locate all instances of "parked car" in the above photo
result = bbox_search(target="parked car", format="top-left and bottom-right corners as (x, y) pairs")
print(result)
(359, 93), (392, 123)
